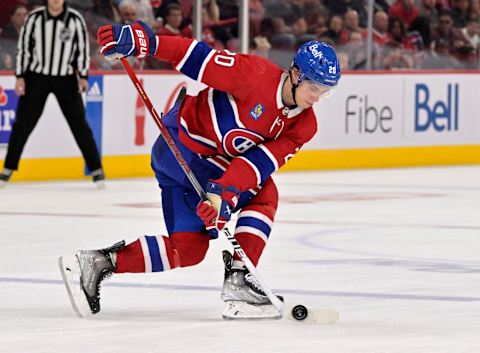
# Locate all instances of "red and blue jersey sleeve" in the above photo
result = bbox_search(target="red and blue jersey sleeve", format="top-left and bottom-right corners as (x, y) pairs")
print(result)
(154, 36), (271, 97)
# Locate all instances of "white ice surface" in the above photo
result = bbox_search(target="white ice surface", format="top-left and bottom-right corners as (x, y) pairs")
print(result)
(0, 166), (479, 353)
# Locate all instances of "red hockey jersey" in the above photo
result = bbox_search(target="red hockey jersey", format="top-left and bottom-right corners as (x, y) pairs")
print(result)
(154, 36), (318, 192)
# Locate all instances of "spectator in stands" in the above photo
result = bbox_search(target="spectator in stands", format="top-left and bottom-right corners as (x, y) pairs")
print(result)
(118, 0), (138, 24)
(420, 40), (453, 68)
(0, 0), (26, 30)
(128, 0), (156, 27)
(157, 3), (184, 36)
(155, 0), (181, 21)
(470, 0), (480, 24)
(327, 0), (368, 28)
(0, 51), (14, 71)
(321, 14), (350, 46)
(249, 0), (265, 37)
(1, 4), (27, 40)
(203, 0), (220, 23)
(376, 0), (391, 12)
(302, 1), (329, 37)
(409, 15), (432, 48)
(372, 10), (390, 46)
(344, 9), (365, 34)
(92, 0), (120, 22)
(291, 16), (308, 40)
(381, 16), (415, 68)
(389, 0), (420, 27)
(266, 16), (296, 69)
(343, 31), (368, 69)
(417, 0), (439, 27)
(0, 4), (28, 60)
(451, 0), (470, 27)
(461, 20), (480, 67)
(336, 51), (351, 70)
(431, 10), (474, 62)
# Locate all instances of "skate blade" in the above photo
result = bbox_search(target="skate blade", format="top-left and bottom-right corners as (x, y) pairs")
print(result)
(58, 255), (93, 318)
(94, 180), (106, 190)
(222, 301), (283, 320)
(284, 305), (339, 324)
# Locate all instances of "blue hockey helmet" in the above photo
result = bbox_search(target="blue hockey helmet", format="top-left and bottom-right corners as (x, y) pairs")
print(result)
(291, 41), (341, 87)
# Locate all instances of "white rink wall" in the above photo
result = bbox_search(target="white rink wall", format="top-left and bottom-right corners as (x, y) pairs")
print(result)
(0, 71), (479, 181)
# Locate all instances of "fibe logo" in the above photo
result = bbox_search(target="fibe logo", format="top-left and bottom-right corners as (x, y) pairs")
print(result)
(414, 83), (459, 132)
(0, 86), (18, 145)
(345, 95), (393, 134)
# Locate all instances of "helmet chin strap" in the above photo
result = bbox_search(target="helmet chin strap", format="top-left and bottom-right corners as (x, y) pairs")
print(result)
(288, 69), (299, 108)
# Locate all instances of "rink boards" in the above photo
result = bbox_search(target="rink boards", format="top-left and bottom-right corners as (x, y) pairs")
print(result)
(0, 71), (479, 181)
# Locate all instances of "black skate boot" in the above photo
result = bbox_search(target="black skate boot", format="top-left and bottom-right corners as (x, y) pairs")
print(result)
(91, 168), (106, 189)
(58, 241), (125, 317)
(220, 250), (282, 320)
(0, 169), (13, 188)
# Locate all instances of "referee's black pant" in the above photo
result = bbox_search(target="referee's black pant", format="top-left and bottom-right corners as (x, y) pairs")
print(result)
(4, 73), (102, 172)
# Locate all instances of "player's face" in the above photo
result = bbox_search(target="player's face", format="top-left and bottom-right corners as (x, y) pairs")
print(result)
(296, 80), (333, 108)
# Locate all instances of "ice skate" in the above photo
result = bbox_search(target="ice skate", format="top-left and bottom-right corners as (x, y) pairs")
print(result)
(58, 241), (125, 317)
(91, 168), (106, 189)
(0, 169), (12, 188)
(221, 250), (282, 320)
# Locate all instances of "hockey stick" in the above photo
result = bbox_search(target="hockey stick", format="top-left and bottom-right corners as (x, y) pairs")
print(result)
(120, 57), (285, 316)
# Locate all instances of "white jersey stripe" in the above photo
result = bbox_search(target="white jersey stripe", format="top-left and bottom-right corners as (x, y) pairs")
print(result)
(50, 22), (63, 76)
(175, 39), (198, 71)
(180, 117), (217, 148)
(228, 93), (245, 128)
(139, 236), (152, 272)
(238, 210), (274, 228)
(208, 88), (223, 143)
(206, 158), (226, 171)
(276, 73), (288, 109)
(235, 226), (268, 243)
(156, 236), (170, 271)
(198, 49), (215, 82)
(42, 19), (53, 75)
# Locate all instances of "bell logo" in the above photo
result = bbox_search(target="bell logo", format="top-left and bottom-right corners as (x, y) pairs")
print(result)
(309, 44), (323, 59)
(415, 83), (459, 132)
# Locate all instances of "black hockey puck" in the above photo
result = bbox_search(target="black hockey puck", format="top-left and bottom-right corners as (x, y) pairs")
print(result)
(292, 305), (308, 321)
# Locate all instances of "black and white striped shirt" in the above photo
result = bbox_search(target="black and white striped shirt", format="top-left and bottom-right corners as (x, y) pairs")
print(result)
(15, 5), (89, 78)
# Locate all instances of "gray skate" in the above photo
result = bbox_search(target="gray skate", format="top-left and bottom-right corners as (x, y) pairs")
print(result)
(221, 250), (282, 320)
(58, 241), (125, 317)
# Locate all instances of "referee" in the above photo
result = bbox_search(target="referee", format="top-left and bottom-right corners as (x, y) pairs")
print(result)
(0, 0), (105, 188)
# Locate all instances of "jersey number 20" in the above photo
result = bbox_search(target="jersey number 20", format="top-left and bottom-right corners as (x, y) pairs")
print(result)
(214, 50), (236, 67)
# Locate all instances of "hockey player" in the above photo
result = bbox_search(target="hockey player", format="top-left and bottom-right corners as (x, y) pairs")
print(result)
(58, 21), (341, 320)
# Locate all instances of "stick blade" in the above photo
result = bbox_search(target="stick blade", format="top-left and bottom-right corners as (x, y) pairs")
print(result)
(284, 304), (339, 324)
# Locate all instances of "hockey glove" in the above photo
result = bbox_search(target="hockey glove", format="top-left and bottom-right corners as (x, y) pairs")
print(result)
(196, 181), (240, 231)
(96, 21), (157, 61)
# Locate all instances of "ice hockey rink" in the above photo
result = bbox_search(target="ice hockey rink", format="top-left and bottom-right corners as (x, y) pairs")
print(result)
(0, 166), (479, 353)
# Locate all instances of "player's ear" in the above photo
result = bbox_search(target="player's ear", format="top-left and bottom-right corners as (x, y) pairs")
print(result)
(290, 67), (301, 85)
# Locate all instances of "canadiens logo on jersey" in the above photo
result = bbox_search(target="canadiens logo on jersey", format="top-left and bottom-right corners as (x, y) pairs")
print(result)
(222, 129), (264, 157)
(249, 103), (265, 120)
